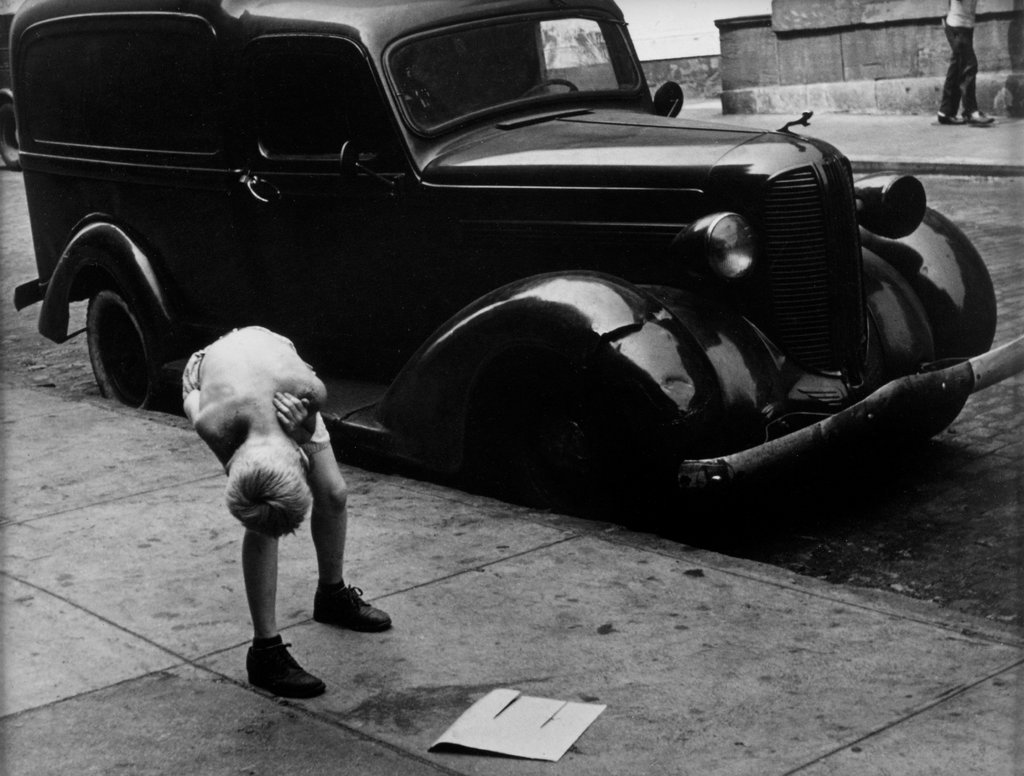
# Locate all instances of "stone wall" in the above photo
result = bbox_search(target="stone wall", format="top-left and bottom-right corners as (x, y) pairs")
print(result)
(717, 0), (1024, 115)
(642, 55), (721, 101)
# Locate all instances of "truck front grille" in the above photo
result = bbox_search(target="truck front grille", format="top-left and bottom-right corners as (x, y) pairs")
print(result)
(762, 159), (863, 376)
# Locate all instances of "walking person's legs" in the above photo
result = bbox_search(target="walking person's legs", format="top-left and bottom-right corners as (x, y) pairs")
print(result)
(958, 27), (980, 117)
(940, 24), (992, 125)
(939, 23), (967, 121)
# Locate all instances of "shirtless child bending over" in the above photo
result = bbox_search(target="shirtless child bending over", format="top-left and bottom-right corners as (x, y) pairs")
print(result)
(183, 326), (390, 698)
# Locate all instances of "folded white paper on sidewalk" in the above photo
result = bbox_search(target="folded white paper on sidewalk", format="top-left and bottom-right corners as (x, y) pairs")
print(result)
(430, 688), (606, 762)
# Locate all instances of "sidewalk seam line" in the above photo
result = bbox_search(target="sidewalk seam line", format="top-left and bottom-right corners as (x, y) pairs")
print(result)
(181, 532), (586, 668)
(1, 473), (224, 525)
(186, 664), (473, 776)
(596, 533), (1024, 648)
(0, 630), (467, 775)
(779, 656), (1024, 775)
(0, 569), (194, 665)
(362, 532), (585, 602)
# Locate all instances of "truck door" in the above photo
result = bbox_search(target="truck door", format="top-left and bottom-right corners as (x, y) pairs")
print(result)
(234, 35), (410, 375)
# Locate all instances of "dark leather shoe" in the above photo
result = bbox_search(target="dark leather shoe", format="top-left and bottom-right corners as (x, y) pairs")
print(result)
(937, 112), (964, 125)
(314, 585), (392, 632)
(965, 111), (995, 125)
(246, 642), (326, 698)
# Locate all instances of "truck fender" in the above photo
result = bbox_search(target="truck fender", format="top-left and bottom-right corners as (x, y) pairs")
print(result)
(0, 88), (20, 171)
(639, 284), (788, 431)
(373, 272), (725, 474)
(37, 221), (175, 344)
(860, 207), (996, 359)
(861, 250), (935, 381)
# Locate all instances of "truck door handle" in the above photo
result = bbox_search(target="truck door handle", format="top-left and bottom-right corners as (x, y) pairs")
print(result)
(239, 171), (281, 204)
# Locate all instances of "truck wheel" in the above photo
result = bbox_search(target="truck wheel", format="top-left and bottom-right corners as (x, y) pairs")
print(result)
(511, 386), (609, 512)
(471, 361), (620, 515)
(0, 102), (21, 171)
(87, 289), (161, 408)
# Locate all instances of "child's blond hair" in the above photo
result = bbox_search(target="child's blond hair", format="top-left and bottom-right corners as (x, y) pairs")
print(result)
(225, 442), (311, 536)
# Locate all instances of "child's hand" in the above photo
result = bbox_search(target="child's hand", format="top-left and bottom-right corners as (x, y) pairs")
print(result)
(274, 392), (313, 444)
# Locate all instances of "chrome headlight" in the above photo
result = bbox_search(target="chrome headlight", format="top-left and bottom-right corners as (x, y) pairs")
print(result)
(674, 212), (757, 281)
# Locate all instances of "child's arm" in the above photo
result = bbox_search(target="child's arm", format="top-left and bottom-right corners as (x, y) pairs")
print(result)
(183, 389), (202, 426)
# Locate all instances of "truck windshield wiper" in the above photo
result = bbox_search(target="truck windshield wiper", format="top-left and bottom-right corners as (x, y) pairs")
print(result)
(496, 109), (593, 130)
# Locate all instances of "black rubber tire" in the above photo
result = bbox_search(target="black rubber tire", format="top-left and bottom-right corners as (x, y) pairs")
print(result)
(0, 101), (21, 171)
(468, 360), (621, 515)
(509, 385), (610, 512)
(87, 289), (162, 408)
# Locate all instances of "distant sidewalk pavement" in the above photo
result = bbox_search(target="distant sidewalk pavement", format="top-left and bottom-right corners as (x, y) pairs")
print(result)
(681, 99), (1024, 177)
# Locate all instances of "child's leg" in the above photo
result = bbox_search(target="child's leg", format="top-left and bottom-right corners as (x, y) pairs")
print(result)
(242, 528), (280, 638)
(306, 445), (349, 586)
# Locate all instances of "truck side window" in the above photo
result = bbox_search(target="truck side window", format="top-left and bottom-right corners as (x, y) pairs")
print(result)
(19, 16), (221, 156)
(253, 49), (351, 158)
(250, 38), (382, 160)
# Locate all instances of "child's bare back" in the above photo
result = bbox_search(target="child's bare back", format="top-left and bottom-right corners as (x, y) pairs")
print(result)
(202, 328), (326, 410)
(186, 328), (327, 461)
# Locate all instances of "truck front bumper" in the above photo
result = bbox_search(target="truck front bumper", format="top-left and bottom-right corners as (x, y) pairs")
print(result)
(677, 334), (1024, 489)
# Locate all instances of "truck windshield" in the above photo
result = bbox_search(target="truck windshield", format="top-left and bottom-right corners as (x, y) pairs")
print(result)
(389, 16), (641, 134)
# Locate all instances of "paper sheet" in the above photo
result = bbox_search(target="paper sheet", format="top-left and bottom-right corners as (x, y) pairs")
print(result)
(430, 688), (606, 762)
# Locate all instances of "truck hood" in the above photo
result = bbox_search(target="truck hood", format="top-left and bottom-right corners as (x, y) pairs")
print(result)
(421, 110), (826, 190)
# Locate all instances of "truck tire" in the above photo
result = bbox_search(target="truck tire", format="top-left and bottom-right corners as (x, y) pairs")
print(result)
(87, 289), (162, 408)
(0, 101), (21, 171)
(467, 356), (622, 515)
(507, 380), (611, 512)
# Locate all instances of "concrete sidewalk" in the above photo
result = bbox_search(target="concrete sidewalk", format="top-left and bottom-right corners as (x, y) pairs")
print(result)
(2, 385), (1021, 775)
(680, 101), (1024, 177)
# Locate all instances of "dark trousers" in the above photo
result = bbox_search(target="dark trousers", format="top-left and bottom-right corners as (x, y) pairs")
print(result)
(940, 24), (979, 117)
